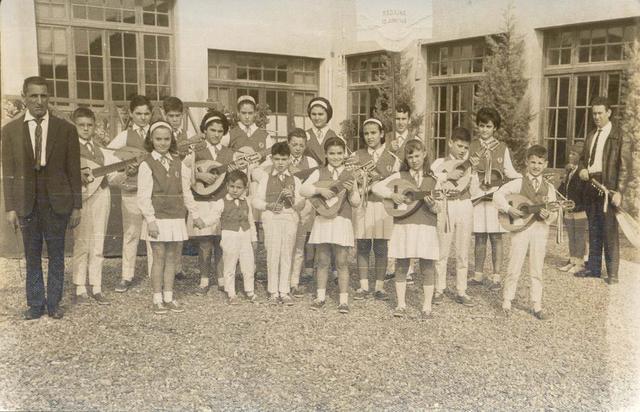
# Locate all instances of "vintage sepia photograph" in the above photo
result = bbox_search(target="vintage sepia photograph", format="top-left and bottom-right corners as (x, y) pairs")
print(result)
(1, 0), (640, 410)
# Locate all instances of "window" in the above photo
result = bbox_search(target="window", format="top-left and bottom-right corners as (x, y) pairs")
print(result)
(35, 0), (174, 107)
(426, 38), (486, 157)
(542, 20), (637, 168)
(349, 54), (386, 84)
(207, 50), (320, 140)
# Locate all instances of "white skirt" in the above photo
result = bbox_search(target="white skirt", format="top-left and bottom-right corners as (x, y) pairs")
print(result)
(354, 201), (393, 239)
(141, 218), (189, 242)
(187, 201), (220, 237)
(473, 201), (506, 233)
(388, 224), (439, 260)
(308, 215), (355, 247)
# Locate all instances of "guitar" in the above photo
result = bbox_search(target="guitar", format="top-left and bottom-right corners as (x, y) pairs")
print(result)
(80, 152), (148, 200)
(498, 194), (574, 232)
(432, 140), (499, 192)
(382, 178), (443, 218)
(110, 146), (149, 192)
(233, 145), (270, 165)
(175, 136), (207, 157)
(590, 179), (640, 248)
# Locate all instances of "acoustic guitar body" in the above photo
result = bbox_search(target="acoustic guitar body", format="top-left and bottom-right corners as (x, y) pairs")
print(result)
(382, 178), (430, 218)
(191, 160), (227, 196)
(80, 158), (105, 201)
(309, 179), (347, 219)
(432, 159), (472, 192)
(112, 146), (148, 193)
(498, 194), (539, 232)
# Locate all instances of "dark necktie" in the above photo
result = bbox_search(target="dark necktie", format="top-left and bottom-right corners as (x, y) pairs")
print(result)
(33, 117), (43, 171)
(588, 129), (602, 167)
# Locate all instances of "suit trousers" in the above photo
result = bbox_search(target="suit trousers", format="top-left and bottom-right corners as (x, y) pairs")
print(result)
(120, 193), (152, 280)
(220, 229), (255, 297)
(585, 186), (619, 278)
(20, 170), (69, 312)
(435, 199), (473, 295)
(72, 186), (110, 289)
(503, 221), (549, 309)
(262, 210), (298, 294)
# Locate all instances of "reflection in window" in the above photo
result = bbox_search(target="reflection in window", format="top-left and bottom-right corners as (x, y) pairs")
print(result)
(71, 0), (136, 24)
(37, 26), (69, 99)
(109, 31), (138, 101)
(74, 29), (104, 102)
(144, 34), (171, 101)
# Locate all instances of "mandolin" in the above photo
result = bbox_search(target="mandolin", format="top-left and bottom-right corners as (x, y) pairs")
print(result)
(382, 178), (443, 218)
(498, 194), (574, 232)
(110, 146), (149, 192)
(80, 153), (147, 200)
(432, 140), (499, 192)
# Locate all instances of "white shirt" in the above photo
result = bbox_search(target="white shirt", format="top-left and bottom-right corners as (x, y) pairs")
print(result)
(206, 141), (222, 161)
(493, 177), (557, 225)
(367, 145), (385, 163)
(24, 110), (49, 167)
(252, 170), (302, 213)
(238, 122), (257, 137)
(311, 125), (330, 143)
(587, 121), (612, 174)
(395, 130), (409, 147)
(108, 124), (150, 149)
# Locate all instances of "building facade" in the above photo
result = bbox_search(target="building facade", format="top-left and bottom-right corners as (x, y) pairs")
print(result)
(2, 0), (639, 168)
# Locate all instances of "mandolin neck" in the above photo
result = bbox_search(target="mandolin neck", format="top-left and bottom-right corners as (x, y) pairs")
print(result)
(91, 157), (139, 178)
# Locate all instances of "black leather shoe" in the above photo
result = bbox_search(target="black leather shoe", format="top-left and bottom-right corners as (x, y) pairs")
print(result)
(23, 307), (44, 320)
(574, 269), (598, 278)
(175, 271), (187, 281)
(605, 277), (619, 285)
(48, 307), (64, 320)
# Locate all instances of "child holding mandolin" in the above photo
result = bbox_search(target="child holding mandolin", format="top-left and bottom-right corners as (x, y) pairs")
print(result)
(187, 111), (240, 295)
(372, 139), (440, 319)
(493, 145), (557, 320)
(300, 136), (361, 314)
(351, 118), (400, 301)
(430, 127), (477, 307)
(468, 107), (521, 291)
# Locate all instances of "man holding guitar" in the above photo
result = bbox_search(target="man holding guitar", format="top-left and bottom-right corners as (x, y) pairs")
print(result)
(575, 96), (623, 285)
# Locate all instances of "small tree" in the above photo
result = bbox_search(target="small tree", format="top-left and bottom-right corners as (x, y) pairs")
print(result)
(619, 40), (640, 219)
(474, 5), (533, 171)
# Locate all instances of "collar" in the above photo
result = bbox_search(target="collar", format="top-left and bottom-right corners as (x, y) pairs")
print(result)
(527, 173), (542, 182)
(598, 121), (612, 134)
(396, 130), (408, 139)
(225, 193), (246, 202)
(367, 145), (385, 157)
(314, 125), (329, 137)
(238, 122), (256, 134)
(173, 127), (183, 135)
(24, 110), (49, 123)
(480, 137), (498, 147)
(206, 141), (222, 151)
(151, 151), (172, 161)
(271, 168), (291, 177)
(328, 164), (344, 175)
(79, 136), (93, 145)
(133, 124), (150, 135)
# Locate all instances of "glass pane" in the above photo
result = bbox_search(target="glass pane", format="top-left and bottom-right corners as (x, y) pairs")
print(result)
(87, 6), (102, 20)
(40, 56), (54, 79)
(608, 74), (621, 104)
(576, 76), (588, 106)
(608, 27), (623, 43)
(72, 4), (86, 19)
(159, 86), (170, 99)
(158, 0), (170, 13)
(556, 139), (566, 168)
(38, 28), (53, 53)
(74, 30), (87, 55)
(440, 61), (447, 76)
(143, 12), (155, 25)
(278, 91), (287, 112)
(89, 31), (102, 55)
(589, 76), (600, 103)
(91, 57), (103, 81)
(574, 109), (586, 139)
(105, 8), (120, 22)
(548, 50), (560, 66)
(123, 9), (135, 23)
(143, 0), (155, 11)
(591, 45), (605, 62)
(266, 90), (276, 111)
(110, 32), (122, 57)
(56, 81), (68, 98)
(439, 87), (447, 111)
(561, 32), (572, 47)
(208, 67), (217, 79)
(558, 78), (569, 107)
(110, 58), (123, 82)
(144, 35), (156, 59)
(157, 36), (169, 59)
(52, 4), (66, 18)
(592, 28), (606, 44)
(293, 73), (303, 84)
(578, 46), (590, 62)
(208, 88), (218, 101)
(438, 113), (447, 136)
(158, 61), (169, 85)
(547, 143), (555, 166)
(112, 84), (124, 101)
(547, 33), (560, 48)
(219, 67), (230, 80)
(547, 110), (556, 137)
(237, 68), (247, 80)
(579, 30), (591, 46)
(560, 49), (571, 64)
(124, 59), (137, 82)
(158, 14), (168, 27)
(557, 109), (568, 137)
(624, 26), (635, 42)
(607, 45), (622, 61)
(76, 56), (89, 80)
(123, 33), (136, 57)
(304, 73), (315, 84)
(249, 69), (260, 81)
(277, 71), (287, 83)
(294, 94), (304, 114)
(452, 85), (460, 110)
(264, 70), (275, 82)
(54, 56), (68, 79)
(125, 84), (137, 100)
(54, 29), (66, 53)
(145, 60), (157, 84)
(78, 81), (90, 99)
(145, 86), (157, 99)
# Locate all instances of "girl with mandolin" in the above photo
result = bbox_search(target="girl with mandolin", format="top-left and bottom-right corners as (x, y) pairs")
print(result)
(351, 118), (400, 301)
(186, 111), (239, 295)
(300, 136), (361, 314)
(372, 139), (440, 319)
(468, 108), (522, 292)
(493, 145), (557, 320)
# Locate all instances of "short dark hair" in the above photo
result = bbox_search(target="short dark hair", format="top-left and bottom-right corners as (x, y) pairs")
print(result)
(526, 144), (547, 160)
(403, 139), (431, 176)
(163, 96), (183, 113)
(323, 136), (347, 165)
(450, 127), (471, 143)
(143, 120), (176, 153)
(287, 128), (307, 142)
(271, 141), (291, 157)
(129, 95), (152, 113)
(395, 102), (411, 116)
(72, 107), (96, 122)
(476, 107), (501, 129)
(590, 96), (612, 111)
(226, 169), (248, 187)
(200, 110), (229, 134)
(22, 76), (48, 94)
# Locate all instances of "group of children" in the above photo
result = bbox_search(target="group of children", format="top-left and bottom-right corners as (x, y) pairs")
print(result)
(72, 94), (570, 320)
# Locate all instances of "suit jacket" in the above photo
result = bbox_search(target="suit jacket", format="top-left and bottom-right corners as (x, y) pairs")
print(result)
(2, 113), (82, 217)
(560, 166), (586, 213)
(579, 122), (622, 191)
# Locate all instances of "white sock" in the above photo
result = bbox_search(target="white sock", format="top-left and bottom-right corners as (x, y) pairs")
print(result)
(200, 277), (210, 288)
(533, 302), (542, 312)
(473, 271), (483, 281)
(492, 273), (501, 283)
(218, 277), (224, 287)
(422, 285), (434, 312)
(502, 300), (511, 310)
(339, 293), (348, 305)
(92, 285), (101, 295)
(76, 285), (87, 295)
(163, 291), (173, 303)
(395, 281), (406, 308)
(153, 293), (163, 304)
(317, 289), (326, 301)
(360, 279), (369, 291)
(375, 280), (384, 292)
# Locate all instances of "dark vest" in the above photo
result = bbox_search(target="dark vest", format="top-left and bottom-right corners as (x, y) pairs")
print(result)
(305, 128), (339, 165)
(469, 139), (508, 174)
(291, 155), (312, 171)
(317, 166), (354, 220)
(393, 170), (437, 226)
(386, 132), (415, 160)
(229, 126), (269, 154)
(220, 197), (251, 232)
(192, 145), (235, 202)
(265, 173), (295, 209)
(143, 155), (186, 220)
(125, 128), (146, 150)
(354, 148), (397, 202)
(520, 176), (550, 205)
(79, 141), (105, 166)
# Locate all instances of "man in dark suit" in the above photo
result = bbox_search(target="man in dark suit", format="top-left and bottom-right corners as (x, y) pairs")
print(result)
(2, 76), (82, 319)
(574, 96), (622, 285)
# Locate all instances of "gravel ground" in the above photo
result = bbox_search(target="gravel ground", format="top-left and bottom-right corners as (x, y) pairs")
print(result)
(0, 234), (638, 411)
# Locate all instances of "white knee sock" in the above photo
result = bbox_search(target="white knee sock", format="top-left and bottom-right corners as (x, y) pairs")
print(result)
(76, 285), (87, 295)
(395, 281), (406, 308)
(423, 285), (434, 312)
(375, 280), (384, 292)
(92, 285), (101, 295)
(317, 289), (326, 301)
(153, 293), (163, 304)
(360, 279), (369, 291)
(200, 277), (210, 288)
(339, 293), (348, 305)
(163, 291), (173, 303)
